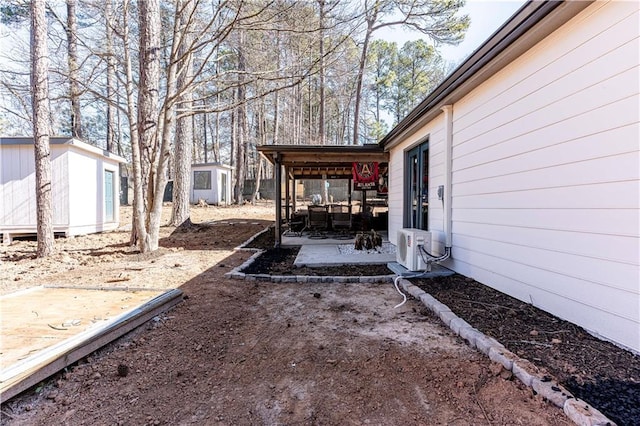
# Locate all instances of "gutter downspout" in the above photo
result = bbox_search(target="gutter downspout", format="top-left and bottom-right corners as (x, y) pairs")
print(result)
(441, 105), (453, 250)
(410, 106), (453, 267)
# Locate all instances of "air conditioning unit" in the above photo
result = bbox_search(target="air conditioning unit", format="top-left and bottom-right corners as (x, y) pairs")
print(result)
(396, 228), (432, 272)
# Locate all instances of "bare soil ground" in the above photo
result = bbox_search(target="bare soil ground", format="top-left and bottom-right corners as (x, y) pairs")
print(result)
(0, 202), (631, 425)
(245, 227), (640, 426)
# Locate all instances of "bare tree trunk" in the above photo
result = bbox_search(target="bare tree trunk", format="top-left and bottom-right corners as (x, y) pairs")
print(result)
(318, 0), (326, 146)
(251, 98), (266, 205)
(31, 0), (54, 257)
(352, 24), (373, 146)
(273, 90), (279, 144)
(137, 0), (161, 241)
(146, 0), (183, 249)
(213, 106), (220, 162)
(234, 93), (246, 204)
(66, 0), (82, 139)
(105, 0), (116, 152)
(128, 0), (162, 252)
(233, 31), (247, 204)
(318, 0), (329, 202)
(122, 0), (145, 247)
(251, 158), (263, 205)
(171, 0), (195, 226)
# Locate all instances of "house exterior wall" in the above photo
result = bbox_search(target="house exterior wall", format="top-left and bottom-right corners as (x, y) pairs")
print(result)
(388, 1), (639, 352)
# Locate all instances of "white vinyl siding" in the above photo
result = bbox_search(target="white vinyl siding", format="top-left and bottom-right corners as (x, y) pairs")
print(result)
(388, 1), (639, 352)
(67, 148), (120, 227)
(0, 138), (123, 237)
(0, 145), (33, 226)
(450, 1), (639, 352)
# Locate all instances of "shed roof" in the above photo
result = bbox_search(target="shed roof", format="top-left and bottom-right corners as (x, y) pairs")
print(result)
(380, 0), (592, 150)
(0, 136), (126, 163)
(257, 144), (388, 180)
(191, 162), (234, 170)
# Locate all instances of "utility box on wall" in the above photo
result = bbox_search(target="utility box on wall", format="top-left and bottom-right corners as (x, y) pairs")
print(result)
(190, 163), (234, 205)
(0, 137), (126, 243)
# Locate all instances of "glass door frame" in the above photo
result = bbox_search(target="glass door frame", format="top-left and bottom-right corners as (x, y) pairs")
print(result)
(404, 140), (429, 230)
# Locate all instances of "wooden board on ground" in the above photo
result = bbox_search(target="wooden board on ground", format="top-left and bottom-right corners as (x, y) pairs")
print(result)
(0, 286), (182, 401)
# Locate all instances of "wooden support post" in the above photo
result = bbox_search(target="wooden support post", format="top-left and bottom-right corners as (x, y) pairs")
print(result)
(292, 176), (297, 213)
(285, 166), (290, 223)
(274, 154), (282, 247)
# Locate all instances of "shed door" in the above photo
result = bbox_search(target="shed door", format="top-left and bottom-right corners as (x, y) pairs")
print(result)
(105, 170), (114, 222)
(220, 172), (227, 204)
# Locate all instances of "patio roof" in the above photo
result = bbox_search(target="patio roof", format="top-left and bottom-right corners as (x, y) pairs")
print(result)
(257, 144), (388, 179)
(257, 144), (388, 247)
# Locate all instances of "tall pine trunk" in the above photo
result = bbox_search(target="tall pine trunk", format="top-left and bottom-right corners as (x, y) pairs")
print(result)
(130, 0), (161, 252)
(233, 31), (247, 204)
(105, 0), (117, 152)
(66, 0), (82, 138)
(171, 0), (195, 226)
(352, 25), (373, 146)
(31, 0), (54, 257)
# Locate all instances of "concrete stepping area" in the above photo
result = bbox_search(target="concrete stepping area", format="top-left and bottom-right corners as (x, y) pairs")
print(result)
(293, 244), (396, 267)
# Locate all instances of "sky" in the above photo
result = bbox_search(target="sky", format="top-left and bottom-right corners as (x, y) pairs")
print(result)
(376, 0), (528, 65)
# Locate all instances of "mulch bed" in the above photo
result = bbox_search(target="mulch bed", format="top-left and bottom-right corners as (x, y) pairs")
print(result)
(413, 275), (640, 426)
(242, 227), (640, 426)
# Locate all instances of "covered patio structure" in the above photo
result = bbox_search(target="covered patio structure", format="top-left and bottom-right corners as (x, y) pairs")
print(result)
(257, 144), (389, 247)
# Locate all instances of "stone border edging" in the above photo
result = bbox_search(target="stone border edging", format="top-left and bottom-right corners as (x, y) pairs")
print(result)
(398, 278), (616, 426)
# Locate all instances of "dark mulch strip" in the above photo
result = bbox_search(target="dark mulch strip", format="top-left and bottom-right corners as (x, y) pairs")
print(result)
(413, 275), (640, 426)
(243, 226), (639, 425)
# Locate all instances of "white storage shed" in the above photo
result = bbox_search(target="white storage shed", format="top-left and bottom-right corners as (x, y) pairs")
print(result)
(382, 1), (639, 353)
(190, 162), (233, 205)
(0, 136), (126, 243)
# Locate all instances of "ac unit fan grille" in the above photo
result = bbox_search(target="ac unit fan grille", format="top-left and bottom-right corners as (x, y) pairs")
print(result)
(398, 232), (408, 262)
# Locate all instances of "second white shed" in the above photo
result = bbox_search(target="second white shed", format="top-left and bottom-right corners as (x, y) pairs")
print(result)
(190, 163), (233, 205)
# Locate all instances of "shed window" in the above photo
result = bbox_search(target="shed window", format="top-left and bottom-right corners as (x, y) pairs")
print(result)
(193, 171), (211, 190)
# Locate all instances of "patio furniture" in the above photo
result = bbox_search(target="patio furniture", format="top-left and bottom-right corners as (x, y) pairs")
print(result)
(283, 211), (306, 237)
(307, 205), (329, 238)
(329, 204), (352, 238)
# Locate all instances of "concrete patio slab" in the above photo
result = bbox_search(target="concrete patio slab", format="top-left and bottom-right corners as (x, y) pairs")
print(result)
(293, 243), (396, 267)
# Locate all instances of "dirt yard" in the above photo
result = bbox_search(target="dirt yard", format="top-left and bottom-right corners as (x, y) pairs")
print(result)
(2, 203), (573, 425)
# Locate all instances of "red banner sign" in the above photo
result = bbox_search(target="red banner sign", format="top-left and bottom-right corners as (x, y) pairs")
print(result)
(353, 162), (379, 190)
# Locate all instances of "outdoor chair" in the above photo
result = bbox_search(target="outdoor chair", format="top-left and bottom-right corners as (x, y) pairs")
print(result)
(307, 205), (329, 238)
(329, 204), (352, 238)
